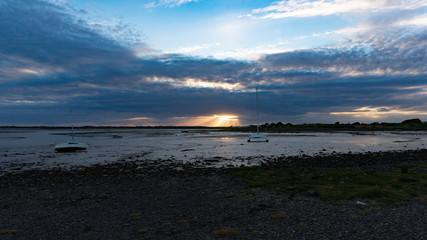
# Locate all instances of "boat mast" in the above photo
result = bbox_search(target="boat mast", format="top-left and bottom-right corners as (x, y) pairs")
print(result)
(247, 87), (269, 142)
(70, 107), (75, 141)
(256, 87), (259, 134)
(71, 122), (75, 141)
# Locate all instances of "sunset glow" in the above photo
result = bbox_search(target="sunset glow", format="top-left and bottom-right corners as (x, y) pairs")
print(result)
(330, 106), (427, 119)
(170, 115), (241, 127)
(128, 117), (153, 121)
(215, 115), (240, 127)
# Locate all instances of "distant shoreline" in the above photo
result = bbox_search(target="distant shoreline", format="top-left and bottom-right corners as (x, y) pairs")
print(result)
(1, 119), (427, 132)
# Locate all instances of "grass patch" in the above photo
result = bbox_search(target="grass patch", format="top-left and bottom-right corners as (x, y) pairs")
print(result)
(417, 195), (427, 204)
(0, 229), (17, 235)
(232, 166), (427, 204)
(129, 213), (141, 220)
(213, 228), (239, 237)
(394, 163), (427, 173)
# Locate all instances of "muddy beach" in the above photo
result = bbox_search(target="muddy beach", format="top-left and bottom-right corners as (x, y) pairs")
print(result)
(2, 128), (427, 174)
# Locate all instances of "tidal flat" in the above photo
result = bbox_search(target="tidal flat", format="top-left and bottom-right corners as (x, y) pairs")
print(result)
(1, 128), (427, 173)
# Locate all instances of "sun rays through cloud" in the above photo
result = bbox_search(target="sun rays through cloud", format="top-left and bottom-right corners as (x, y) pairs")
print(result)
(170, 115), (241, 127)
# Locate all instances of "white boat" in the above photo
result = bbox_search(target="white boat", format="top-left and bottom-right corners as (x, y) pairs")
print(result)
(247, 131), (269, 142)
(248, 87), (269, 142)
(55, 141), (88, 152)
(55, 112), (88, 152)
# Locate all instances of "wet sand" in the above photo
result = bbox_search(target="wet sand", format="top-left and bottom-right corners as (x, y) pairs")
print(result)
(1, 128), (427, 174)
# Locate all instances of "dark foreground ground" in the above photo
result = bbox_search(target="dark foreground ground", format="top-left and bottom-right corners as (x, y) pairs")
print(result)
(1, 150), (427, 239)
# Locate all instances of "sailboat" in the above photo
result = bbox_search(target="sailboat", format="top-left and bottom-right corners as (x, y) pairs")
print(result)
(247, 87), (269, 142)
(55, 111), (88, 152)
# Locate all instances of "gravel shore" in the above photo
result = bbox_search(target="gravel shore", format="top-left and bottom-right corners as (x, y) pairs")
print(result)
(1, 150), (426, 239)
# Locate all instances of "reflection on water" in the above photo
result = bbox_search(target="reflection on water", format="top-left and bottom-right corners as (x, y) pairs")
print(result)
(216, 137), (238, 142)
(331, 137), (386, 148)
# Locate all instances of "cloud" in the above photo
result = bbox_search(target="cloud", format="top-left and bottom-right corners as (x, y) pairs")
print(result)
(144, 0), (200, 8)
(212, 40), (291, 60)
(164, 115), (240, 127)
(173, 42), (220, 54)
(262, 27), (427, 76)
(0, 0), (136, 71)
(127, 116), (153, 120)
(330, 106), (427, 119)
(0, 0), (426, 126)
(0, 1), (254, 124)
(252, 0), (427, 19)
(395, 13), (427, 27)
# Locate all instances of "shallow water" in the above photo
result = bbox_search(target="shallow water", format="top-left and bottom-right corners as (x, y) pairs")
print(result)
(1, 128), (426, 173)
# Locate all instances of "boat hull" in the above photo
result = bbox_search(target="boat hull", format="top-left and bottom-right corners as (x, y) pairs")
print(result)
(55, 142), (88, 152)
(247, 133), (269, 142)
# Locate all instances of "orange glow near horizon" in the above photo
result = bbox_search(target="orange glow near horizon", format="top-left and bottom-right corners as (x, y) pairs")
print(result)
(215, 115), (240, 127)
(123, 115), (241, 127)
(172, 114), (241, 127)
(330, 106), (427, 119)
(127, 117), (152, 121)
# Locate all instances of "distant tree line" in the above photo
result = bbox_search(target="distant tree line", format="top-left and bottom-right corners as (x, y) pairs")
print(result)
(241, 118), (427, 132)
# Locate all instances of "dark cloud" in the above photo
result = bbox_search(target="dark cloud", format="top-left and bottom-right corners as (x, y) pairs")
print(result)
(0, 0), (426, 125)
(262, 31), (426, 74)
(0, 0), (134, 67)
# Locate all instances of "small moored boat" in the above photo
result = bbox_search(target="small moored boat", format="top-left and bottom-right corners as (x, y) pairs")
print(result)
(247, 87), (269, 142)
(55, 141), (88, 152)
(247, 132), (269, 142)
(55, 116), (88, 152)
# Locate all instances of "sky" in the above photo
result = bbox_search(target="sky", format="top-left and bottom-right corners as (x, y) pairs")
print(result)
(0, 0), (426, 126)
